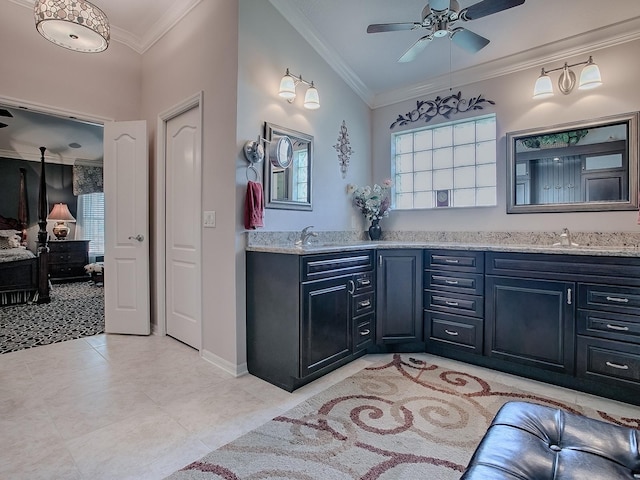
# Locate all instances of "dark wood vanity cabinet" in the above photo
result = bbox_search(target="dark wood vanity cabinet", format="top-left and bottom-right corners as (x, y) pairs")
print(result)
(376, 249), (422, 345)
(246, 250), (375, 391)
(485, 276), (575, 374)
(424, 250), (484, 355)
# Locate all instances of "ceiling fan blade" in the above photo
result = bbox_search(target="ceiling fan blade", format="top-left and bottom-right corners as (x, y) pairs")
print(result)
(462, 0), (525, 20)
(398, 35), (433, 63)
(0, 108), (13, 118)
(367, 22), (421, 33)
(0, 123), (8, 128)
(450, 28), (490, 53)
(429, 0), (450, 11)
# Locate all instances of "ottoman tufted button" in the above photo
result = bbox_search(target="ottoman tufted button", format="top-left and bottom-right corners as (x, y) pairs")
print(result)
(549, 444), (562, 452)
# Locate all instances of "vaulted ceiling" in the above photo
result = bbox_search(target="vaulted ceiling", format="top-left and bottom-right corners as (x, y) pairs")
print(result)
(3, 0), (640, 163)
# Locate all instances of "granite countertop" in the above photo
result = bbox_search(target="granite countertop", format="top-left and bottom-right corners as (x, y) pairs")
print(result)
(246, 240), (640, 257)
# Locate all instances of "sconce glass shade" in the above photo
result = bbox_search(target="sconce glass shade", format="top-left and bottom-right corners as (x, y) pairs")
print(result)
(278, 74), (297, 100)
(34, 0), (110, 53)
(303, 84), (320, 110)
(533, 70), (554, 99)
(579, 57), (602, 90)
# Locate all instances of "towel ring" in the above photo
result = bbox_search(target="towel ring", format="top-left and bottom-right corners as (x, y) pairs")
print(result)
(246, 164), (260, 182)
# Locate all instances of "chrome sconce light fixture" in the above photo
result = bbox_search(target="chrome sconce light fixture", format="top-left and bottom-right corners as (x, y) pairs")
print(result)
(533, 56), (602, 99)
(278, 69), (320, 110)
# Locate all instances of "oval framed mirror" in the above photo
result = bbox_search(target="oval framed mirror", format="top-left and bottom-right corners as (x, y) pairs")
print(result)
(263, 122), (313, 211)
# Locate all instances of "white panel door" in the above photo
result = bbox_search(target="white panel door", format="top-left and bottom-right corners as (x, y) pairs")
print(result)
(103, 120), (150, 335)
(166, 107), (201, 348)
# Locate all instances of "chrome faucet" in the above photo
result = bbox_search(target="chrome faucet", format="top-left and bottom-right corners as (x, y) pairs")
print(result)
(554, 227), (579, 247)
(295, 225), (318, 246)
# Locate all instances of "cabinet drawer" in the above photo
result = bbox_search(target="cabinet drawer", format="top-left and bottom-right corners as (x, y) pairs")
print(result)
(302, 251), (374, 281)
(354, 272), (374, 293)
(425, 250), (484, 273)
(577, 336), (640, 386)
(353, 291), (374, 317)
(424, 311), (483, 353)
(424, 271), (483, 295)
(578, 309), (640, 344)
(355, 314), (374, 351)
(425, 291), (483, 318)
(49, 252), (86, 264)
(578, 284), (640, 315)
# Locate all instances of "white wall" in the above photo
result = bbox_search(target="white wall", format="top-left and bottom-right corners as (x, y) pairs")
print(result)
(141, 1), (240, 366)
(235, 1), (373, 365)
(0, 2), (141, 121)
(373, 39), (640, 233)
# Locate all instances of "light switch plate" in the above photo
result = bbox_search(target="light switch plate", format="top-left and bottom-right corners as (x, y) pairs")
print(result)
(203, 211), (216, 228)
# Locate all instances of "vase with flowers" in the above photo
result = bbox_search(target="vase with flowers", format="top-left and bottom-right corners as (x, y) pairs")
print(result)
(347, 179), (392, 240)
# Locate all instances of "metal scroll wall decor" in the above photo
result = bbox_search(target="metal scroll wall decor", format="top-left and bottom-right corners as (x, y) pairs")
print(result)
(390, 91), (495, 129)
(333, 120), (354, 178)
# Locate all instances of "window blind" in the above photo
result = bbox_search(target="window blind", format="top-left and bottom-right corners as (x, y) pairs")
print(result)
(77, 192), (104, 256)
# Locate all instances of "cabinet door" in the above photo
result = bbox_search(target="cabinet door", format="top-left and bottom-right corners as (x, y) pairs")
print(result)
(301, 277), (351, 377)
(376, 250), (422, 344)
(485, 276), (575, 374)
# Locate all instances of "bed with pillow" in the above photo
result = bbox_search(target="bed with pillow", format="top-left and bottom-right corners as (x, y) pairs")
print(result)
(0, 154), (50, 306)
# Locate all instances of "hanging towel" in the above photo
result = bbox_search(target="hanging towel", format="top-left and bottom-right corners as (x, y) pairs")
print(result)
(245, 180), (264, 230)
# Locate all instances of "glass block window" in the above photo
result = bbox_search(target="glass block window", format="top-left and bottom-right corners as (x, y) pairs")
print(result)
(393, 114), (497, 209)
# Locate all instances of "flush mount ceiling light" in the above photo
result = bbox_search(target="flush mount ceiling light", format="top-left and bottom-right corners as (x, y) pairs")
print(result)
(34, 0), (110, 53)
(278, 69), (320, 110)
(533, 56), (602, 99)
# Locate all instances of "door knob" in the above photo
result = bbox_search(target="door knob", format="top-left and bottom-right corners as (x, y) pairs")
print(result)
(128, 234), (144, 242)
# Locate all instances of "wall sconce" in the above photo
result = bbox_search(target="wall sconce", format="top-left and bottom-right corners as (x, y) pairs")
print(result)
(278, 68), (320, 110)
(533, 56), (602, 99)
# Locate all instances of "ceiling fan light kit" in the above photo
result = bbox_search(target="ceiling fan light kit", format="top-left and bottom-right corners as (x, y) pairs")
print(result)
(366, 0), (526, 62)
(34, 0), (110, 53)
(533, 56), (602, 99)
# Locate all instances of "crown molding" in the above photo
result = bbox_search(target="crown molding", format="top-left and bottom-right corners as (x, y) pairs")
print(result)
(9, 0), (203, 54)
(269, 0), (640, 109)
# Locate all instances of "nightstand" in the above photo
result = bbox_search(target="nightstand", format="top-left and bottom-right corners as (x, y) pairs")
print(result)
(48, 239), (90, 282)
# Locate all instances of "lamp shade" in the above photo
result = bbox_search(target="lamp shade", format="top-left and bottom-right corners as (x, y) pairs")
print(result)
(278, 73), (297, 100)
(34, 0), (110, 53)
(533, 70), (554, 99)
(579, 58), (602, 90)
(48, 203), (76, 222)
(303, 84), (320, 110)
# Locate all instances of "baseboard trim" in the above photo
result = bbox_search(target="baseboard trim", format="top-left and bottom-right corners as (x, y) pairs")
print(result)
(201, 348), (248, 377)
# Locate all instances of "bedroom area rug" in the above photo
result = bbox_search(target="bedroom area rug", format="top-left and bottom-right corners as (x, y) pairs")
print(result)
(167, 353), (640, 480)
(0, 281), (104, 354)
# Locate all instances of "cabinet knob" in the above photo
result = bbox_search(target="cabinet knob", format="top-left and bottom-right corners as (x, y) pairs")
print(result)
(360, 329), (370, 336)
(359, 299), (371, 308)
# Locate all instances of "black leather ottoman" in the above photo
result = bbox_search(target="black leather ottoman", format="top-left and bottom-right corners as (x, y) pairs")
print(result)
(461, 401), (640, 479)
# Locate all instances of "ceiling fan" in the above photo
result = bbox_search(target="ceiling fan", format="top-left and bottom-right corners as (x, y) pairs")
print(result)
(0, 108), (12, 129)
(367, 0), (525, 63)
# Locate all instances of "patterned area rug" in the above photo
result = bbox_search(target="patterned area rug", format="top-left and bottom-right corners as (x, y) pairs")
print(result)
(0, 282), (104, 354)
(167, 354), (640, 480)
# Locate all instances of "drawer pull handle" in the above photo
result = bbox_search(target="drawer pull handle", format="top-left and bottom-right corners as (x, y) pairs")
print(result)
(444, 329), (459, 336)
(445, 301), (459, 307)
(605, 361), (629, 370)
(360, 329), (370, 336)
(606, 324), (630, 332)
(445, 259), (459, 264)
(359, 300), (371, 308)
(360, 279), (371, 286)
(605, 296), (630, 303)
(445, 280), (459, 285)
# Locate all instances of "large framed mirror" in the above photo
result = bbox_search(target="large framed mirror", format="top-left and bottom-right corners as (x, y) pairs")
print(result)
(506, 112), (639, 213)
(263, 122), (313, 211)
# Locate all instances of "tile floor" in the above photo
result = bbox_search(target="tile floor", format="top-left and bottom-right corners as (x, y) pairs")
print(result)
(1, 334), (639, 479)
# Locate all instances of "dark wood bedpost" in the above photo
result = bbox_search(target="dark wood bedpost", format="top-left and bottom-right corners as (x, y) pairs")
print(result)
(37, 146), (50, 303)
(18, 168), (28, 245)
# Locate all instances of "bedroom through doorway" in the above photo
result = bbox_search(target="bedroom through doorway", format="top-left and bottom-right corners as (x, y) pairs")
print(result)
(0, 104), (106, 353)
